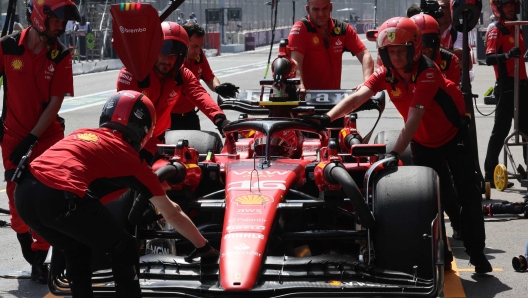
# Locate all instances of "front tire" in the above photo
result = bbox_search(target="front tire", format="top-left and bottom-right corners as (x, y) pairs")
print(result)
(371, 166), (440, 280)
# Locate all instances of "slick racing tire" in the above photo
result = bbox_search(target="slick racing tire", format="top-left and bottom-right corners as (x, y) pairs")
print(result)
(165, 130), (223, 160)
(373, 130), (412, 165)
(372, 166), (440, 280)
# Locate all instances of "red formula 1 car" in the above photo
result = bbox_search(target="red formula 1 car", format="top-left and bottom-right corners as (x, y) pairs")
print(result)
(48, 52), (444, 297)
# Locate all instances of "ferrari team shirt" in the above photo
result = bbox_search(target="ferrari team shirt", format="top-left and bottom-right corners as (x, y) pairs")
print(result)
(172, 67), (224, 121)
(171, 49), (215, 114)
(30, 128), (165, 201)
(365, 56), (465, 148)
(0, 27), (74, 139)
(486, 21), (527, 80)
(288, 16), (367, 90)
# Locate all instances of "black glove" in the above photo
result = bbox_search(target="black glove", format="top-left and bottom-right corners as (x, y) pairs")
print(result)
(9, 133), (38, 165)
(507, 47), (521, 59)
(382, 151), (400, 167)
(215, 83), (239, 98)
(305, 114), (331, 127)
(214, 114), (231, 136)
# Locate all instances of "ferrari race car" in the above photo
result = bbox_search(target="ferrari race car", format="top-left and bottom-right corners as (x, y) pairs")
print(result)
(48, 57), (444, 297)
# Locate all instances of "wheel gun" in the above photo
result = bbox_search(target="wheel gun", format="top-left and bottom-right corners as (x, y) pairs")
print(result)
(12, 144), (34, 184)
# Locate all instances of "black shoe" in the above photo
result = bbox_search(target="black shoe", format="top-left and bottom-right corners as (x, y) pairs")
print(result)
(184, 242), (219, 262)
(452, 229), (463, 241)
(486, 180), (514, 189)
(31, 264), (49, 284)
(469, 252), (493, 274)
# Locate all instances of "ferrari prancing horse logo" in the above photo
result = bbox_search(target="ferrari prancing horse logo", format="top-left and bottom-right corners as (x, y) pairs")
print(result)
(387, 32), (396, 43)
(51, 50), (59, 59)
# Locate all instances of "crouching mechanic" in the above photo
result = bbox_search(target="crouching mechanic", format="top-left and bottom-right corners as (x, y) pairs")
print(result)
(170, 22), (238, 130)
(309, 17), (492, 274)
(116, 22), (229, 163)
(0, 0), (80, 283)
(14, 91), (217, 298)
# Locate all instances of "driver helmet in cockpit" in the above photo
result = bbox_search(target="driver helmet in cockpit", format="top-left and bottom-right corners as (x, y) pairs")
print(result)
(253, 130), (298, 158)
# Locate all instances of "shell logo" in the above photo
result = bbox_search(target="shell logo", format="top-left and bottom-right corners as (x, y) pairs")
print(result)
(313, 36), (320, 45)
(391, 87), (402, 97)
(11, 59), (23, 70)
(75, 133), (100, 143)
(38, 0), (44, 5)
(509, 37), (515, 44)
(233, 194), (273, 205)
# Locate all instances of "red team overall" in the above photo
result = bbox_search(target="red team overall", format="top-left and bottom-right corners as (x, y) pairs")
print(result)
(116, 22), (228, 161)
(411, 13), (461, 86)
(484, 0), (528, 186)
(287, 0), (373, 90)
(15, 91), (217, 298)
(310, 17), (492, 274)
(0, 0), (79, 283)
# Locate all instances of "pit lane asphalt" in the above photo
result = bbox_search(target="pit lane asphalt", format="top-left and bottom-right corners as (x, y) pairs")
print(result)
(0, 37), (527, 297)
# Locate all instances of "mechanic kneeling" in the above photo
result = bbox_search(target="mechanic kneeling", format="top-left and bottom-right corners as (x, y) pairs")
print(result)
(14, 91), (217, 298)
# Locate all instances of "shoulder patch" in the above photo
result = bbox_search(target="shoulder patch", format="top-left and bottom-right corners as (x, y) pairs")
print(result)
(301, 16), (317, 33)
(330, 19), (348, 37)
(1, 32), (24, 56)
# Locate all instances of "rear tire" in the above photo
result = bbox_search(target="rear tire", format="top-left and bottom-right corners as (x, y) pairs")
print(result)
(372, 166), (440, 279)
(373, 130), (412, 165)
(165, 130), (223, 159)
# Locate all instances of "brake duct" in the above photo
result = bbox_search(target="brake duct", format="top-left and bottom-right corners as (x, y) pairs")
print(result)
(323, 162), (376, 229)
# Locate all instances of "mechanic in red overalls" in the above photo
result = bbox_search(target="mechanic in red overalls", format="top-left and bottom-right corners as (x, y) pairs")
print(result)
(0, 0), (79, 283)
(287, 0), (373, 90)
(311, 17), (492, 274)
(170, 22), (238, 130)
(484, 0), (528, 188)
(14, 91), (217, 297)
(116, 22), (229, 163)
(412, 13), (461, 86)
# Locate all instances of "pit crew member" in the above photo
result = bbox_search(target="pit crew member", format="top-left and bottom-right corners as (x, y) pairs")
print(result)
(14, 91), (217, 297)
(412, 13), (461, 85)
(0, 0), (79, 283)
(116, 22), (229, 163)
(288, 0), (373, 90)
(484, 0), (528, 188)
(170, 22), (238, 130)
(310, 17), (492, 274)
